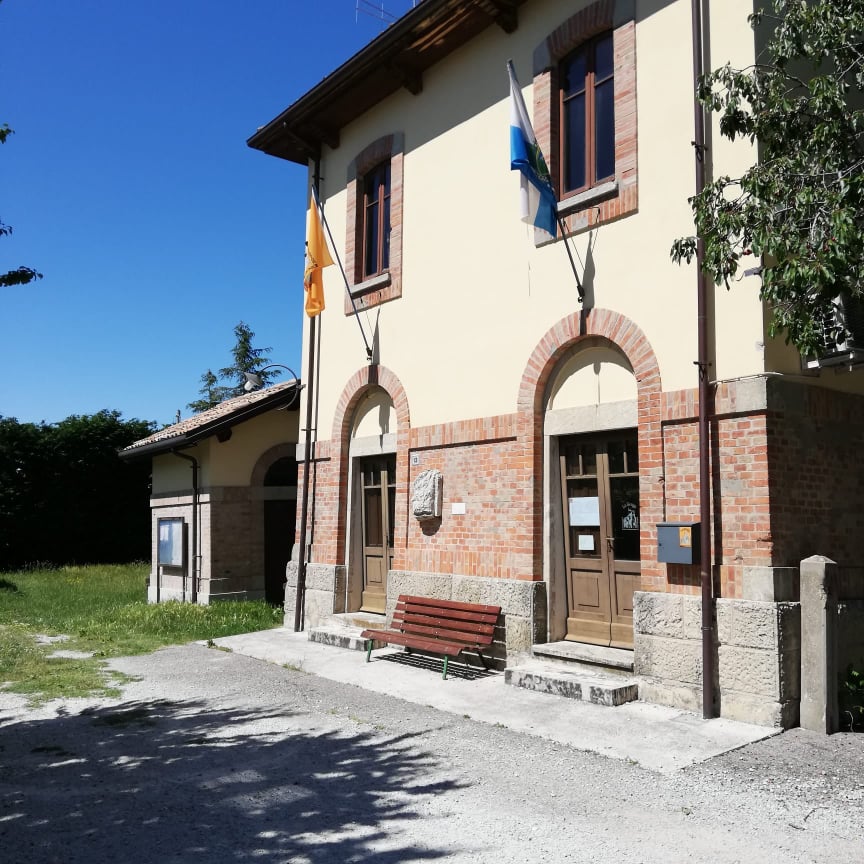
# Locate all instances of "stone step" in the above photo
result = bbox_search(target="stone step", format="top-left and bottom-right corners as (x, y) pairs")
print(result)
(505, 660), (639, 707)
(327, 611), (388, 631)
(531, 640), (634, 677)
(307, 625), (368, 651)
(306, 624), (391, 652)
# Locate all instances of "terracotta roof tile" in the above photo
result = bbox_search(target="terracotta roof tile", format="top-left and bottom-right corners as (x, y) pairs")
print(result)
(122, 379), (299, 453)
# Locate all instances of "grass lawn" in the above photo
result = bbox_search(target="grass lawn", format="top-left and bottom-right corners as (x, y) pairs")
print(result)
(0, 562), (283, 703)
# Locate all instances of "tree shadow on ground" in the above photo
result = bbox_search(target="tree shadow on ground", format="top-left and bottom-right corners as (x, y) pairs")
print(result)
(0, 697), (467, 863)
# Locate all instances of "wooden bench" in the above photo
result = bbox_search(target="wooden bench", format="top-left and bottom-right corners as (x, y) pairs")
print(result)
(361, 595), (501, 679)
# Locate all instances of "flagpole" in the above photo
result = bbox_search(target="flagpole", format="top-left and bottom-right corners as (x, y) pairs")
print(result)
(293, 173), (328, 632)
(312, 187), (374, 363)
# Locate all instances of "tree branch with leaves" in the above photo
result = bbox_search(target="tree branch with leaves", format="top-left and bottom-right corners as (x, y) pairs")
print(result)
(1, 123), (42, 289)
(671, 0), (864, 355)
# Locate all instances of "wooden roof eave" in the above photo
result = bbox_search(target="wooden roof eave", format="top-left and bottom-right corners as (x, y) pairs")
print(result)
(247, 0), (525, 165)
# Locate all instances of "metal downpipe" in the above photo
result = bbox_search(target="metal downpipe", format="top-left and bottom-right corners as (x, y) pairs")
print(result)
(691, 0), (715, 719)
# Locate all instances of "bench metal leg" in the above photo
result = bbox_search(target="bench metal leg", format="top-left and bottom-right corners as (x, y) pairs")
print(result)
(442, 656), (449, 680)
(365, 639), (373, 662)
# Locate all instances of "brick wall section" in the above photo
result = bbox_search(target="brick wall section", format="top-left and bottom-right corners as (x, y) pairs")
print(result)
(660, 379), (864, 597)
(297, 335), (864, 607)
(405, 415), (532, 579)
(533, 2), (638, 236)
(766, 384), (864, 566)
(208, 486), (265, 596)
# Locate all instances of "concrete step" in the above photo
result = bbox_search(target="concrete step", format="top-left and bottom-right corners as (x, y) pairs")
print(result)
(307, 612), (390, 652)
(531, 640), (634, 677)
(328, 611), (388, 631)
(307, 625), (369, 651)
(505, 660), (639, 707)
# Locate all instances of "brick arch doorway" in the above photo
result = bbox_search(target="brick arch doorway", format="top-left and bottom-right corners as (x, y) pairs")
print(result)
(261, 455), (298, 606)
(518, 311), (663, 648)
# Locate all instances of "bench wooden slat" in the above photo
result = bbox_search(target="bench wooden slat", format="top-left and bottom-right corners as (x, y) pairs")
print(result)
(396, 602), (499, 626)
(398, 595), (501, 615)
(361, 594), (502, 679)
(395, 620), (495, 646)
(392, 610), (497, 637)
(360, 628), (465, 657)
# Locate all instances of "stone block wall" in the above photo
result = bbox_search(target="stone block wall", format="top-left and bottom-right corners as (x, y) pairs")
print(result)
(284, 561), (346, 629)
(634, 590), (801, 727)
(386, 570), (547, 664)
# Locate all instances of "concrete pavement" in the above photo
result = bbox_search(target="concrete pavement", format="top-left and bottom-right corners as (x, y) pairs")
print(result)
(204, 627), (777, 774)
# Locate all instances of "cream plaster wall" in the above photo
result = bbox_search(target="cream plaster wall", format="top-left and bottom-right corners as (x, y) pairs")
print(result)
(151, 443), (208, 495)
(208, 410), (300, 486)
(352, 387), (396, 438)
(548, 344), (637, 410)
(151, 410), (300, 495)
(302, 0), (772, 434)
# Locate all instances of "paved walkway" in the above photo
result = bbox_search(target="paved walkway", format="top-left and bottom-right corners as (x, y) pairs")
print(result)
(206, 627), (776, 774)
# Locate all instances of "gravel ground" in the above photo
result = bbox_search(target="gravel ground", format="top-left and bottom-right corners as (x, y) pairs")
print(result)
(1, 643), (862, 863)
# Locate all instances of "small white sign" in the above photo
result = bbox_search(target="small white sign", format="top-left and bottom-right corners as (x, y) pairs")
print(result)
(569, 496), (600, 527)
(578, 534), (595, 552)
(411, 453), (420, 467)
(451, 502), (466, 515)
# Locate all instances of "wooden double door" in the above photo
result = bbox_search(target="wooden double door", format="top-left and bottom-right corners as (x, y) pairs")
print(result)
(560, 432), (640, 649)
(359, 455), (396, 614)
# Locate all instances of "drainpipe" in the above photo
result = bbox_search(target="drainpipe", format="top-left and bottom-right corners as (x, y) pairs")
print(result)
(691, 0), (715, 719)
(172, 450), (199, 604)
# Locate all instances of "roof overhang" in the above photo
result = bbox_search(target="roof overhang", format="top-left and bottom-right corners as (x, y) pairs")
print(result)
(119, 383), (301, 461)
(247, 0), (525, 165)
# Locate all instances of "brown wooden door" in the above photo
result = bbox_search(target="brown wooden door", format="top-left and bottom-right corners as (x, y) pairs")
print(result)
(560, 432), (640, 648)
(360, 455), (395, 613)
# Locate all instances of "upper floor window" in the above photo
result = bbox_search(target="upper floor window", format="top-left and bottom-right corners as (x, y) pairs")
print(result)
(532, 0), (637, 237)
(345, 133), (404, 312)
(560, 32), (615, 196)
(363, 161), (391, 278)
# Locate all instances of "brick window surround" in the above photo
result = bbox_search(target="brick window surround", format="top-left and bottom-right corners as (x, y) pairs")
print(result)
(344, 133), (404, 314)
(532, 0), (637, 236)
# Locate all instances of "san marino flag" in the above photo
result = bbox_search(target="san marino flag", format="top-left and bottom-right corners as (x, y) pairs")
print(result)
(508, 60), (557, 240)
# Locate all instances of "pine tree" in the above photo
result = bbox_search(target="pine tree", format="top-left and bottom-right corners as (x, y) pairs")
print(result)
(218, 321), (279, 398)
(187, 322), (281, 413)
(186, 369), (229, 413)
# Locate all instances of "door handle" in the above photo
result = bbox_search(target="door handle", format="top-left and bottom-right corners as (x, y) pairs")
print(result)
(605, 536), (615, 551)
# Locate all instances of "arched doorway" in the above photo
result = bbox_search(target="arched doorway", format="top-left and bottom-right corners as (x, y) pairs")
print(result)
(263, 457), (298, 606)
(545, 338), (640, 647)
(346, 386), (397, 614)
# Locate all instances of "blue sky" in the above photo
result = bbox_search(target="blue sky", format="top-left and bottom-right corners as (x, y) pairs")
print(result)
(2, 0), (416, 427)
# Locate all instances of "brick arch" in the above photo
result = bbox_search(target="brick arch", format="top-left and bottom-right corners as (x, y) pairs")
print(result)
(516, 308), (664, 588)
(328, 364), (411, 564)
(250, 443), (296, 487)
(518, 308), (661, 414)
(331, 364), (410, 443)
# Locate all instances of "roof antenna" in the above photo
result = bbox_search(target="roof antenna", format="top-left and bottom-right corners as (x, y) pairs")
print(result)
(355, 1), (418, 27)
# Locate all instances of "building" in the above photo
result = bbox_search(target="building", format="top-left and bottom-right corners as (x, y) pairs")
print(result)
(121, 380), (300, 605)
(248, 0), (864, 726)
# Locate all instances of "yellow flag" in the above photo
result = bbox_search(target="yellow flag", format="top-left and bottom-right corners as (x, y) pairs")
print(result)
(303, 194), (334, 317)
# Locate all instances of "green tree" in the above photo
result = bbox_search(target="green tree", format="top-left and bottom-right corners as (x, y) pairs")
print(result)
(0, 411), (155, 569)
(187, 321), (281, 412)
(186, 368), (229, 414)
(1, 123), (42, 288)
(219, 320), (279, 398)
(671, 0), (864, 355)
